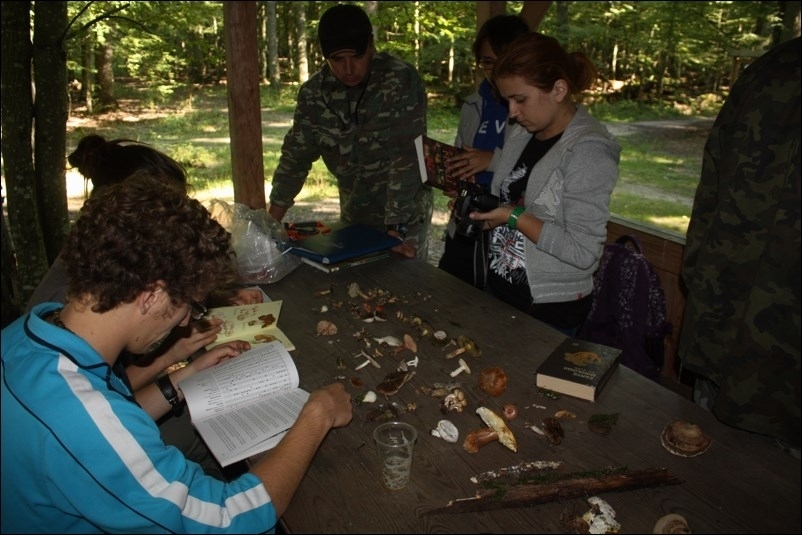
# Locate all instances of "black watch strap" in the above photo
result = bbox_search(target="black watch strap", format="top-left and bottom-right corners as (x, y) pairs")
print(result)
(156, 375), (182, 415)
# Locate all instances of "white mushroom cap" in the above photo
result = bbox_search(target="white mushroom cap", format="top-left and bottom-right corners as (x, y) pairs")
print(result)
(431, 419), (459, 443)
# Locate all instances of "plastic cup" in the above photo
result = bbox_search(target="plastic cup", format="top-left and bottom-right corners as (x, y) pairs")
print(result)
(373, 421), (417, 490)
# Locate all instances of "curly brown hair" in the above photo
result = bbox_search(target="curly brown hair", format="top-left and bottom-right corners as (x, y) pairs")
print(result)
(61, 171), (237, 313)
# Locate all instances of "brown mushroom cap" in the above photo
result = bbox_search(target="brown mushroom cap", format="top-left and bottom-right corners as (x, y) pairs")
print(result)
(661, 420), (711, 457)
(653, 513), (691, 534)
(478, 367), (508, 397)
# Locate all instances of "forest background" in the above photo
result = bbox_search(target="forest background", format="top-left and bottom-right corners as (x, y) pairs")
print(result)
(2, 0), (800, 327)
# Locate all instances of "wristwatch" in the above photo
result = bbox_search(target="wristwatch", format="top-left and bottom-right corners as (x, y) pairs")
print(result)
(385, 224), (408, 238)
(156, 374), (183, 416)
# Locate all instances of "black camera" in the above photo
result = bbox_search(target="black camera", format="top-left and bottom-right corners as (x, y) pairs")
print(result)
(453, 182), (499, 239)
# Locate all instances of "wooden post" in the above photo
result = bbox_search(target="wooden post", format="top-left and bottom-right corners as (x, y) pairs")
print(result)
(223, 1), (266, 210)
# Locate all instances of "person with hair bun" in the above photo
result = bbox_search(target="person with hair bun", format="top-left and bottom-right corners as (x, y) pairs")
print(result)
(468, 33), (621, 335)
(68, 134), (188, 194)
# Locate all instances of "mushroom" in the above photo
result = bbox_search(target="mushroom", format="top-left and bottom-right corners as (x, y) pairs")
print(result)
(376, 369), (416, 397)
(441, 388), (468, 413)
(478, 366), (508, 396)
(373, 335), (402, 347)
(581, 496), (621, 534)
(661, 420), (711, 457)
(356, 391), (377, 404)
(449, 358), (471, 377)
(393, 333), (418, 356)
(502, 403), (518, 420)
(354, 350), (380, 370)
(462, 406), (517, 453)
(430, 419), (459, 443)
(463, 427), (499, 453)
(347, 282), (369, 300)
(653, 513), (691, 534)
(445, 335), (481, 359)
(316, 320), (338, 336)
(542, 416), (564, 445)
(416, 321), (434, 338)
(432, 330), (450, 347)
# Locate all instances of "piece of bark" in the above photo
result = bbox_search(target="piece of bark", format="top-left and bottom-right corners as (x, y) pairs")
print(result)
(470, 460), (564, 484)
(423, 467), (683, 516)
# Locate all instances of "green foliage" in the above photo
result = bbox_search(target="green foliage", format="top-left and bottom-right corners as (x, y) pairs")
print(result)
(589, 100), (688, 122)
(65, 1), (791, 108)
(59, 1), (794, 236)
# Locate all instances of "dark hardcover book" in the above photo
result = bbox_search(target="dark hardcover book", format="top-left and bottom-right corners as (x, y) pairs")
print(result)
(299, 250), (390, 273)
(535, 338), (622, 402)
(414, 134), (463, 191)
(289, 223), (401, 265)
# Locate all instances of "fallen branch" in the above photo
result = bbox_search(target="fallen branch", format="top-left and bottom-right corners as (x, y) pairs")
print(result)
(470, 460), (564, 484)
(423, 467), (683, 516)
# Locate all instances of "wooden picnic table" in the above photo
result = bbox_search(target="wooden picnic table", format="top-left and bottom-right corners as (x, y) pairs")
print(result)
(255, 256), (800, 534)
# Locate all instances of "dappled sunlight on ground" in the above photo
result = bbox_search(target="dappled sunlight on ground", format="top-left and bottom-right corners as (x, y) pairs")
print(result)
(648, 215), (690, 235)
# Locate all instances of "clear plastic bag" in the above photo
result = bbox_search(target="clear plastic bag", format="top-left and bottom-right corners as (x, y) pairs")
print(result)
(205, 199), (301, 284)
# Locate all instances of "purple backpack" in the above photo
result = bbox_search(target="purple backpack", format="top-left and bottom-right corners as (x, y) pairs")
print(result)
(578, 235), (672, 381)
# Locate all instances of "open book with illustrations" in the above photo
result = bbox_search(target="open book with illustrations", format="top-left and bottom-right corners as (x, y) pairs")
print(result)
(178, 340), (309, 467)
(204, 300), (295, 351)
(414, 134), (463, 191)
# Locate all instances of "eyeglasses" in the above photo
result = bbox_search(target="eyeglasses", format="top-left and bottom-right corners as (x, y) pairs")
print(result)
(188, 300), (208, 321)
(477, 57), (495, 70)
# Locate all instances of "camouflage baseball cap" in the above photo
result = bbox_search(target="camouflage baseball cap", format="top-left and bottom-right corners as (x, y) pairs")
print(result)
(318, 4), (373, 58)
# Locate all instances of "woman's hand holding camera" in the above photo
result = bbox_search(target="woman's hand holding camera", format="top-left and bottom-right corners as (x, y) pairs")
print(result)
(469, 205), (514, 231)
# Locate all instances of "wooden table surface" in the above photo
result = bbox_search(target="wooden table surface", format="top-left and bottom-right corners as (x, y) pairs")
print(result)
(257, 257), (800, 534)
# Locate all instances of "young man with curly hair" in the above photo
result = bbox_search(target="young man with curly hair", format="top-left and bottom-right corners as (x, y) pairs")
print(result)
(1, 173), (352, 533)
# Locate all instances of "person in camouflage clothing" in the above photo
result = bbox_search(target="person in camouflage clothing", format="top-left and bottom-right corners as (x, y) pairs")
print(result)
(267, 4), (433, 259)
(678, 36), (800, 451)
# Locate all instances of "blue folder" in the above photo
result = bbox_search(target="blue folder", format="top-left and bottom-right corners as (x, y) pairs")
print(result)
(288, 223), (402, 265)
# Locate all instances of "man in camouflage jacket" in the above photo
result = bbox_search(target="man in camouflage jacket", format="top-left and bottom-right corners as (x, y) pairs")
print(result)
(268, 4), (433, 259)
(679, 36), (800, 451)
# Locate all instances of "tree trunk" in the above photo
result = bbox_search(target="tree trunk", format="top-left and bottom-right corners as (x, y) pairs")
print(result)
(81, 35), (93, 113)
(779, 1), (801, 43)
(267, 1), (280, 87)
(555, 1), (569, 46)
(294, 2), (308, 84)
(1, 185), (21, 328)
(33, 1), (70, 265)
(0, 0), (48, 313)
(95, 38), (117, 110)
